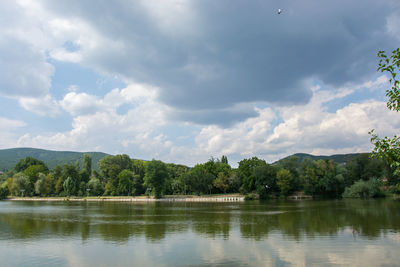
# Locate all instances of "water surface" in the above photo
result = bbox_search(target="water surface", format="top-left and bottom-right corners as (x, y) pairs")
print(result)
(0, 199), (399, 266)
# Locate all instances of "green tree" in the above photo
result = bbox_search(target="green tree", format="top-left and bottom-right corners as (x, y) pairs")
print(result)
(300, 159), (345, 197)
(370, 48), (400, 180)
(87, 178), (104, 196)
(221, 155), (228, 164)
(99, 155), (132, 178)
(213, 172), (230, 193)
(132, 159), (147, 179)
(277, 156), (300, 190)
(62, 164), (80, 195)
(82, 154), (92, 175)
(253, 163), (278, 199)
(164, 163), (189, 195)
(277, 169), (293, 196)
(238, 157), (266, 193)
(63, 177), (75, 196)
(144, 160), (168, 198)
(183, 164), (214, 195)
(14, 157), (48, 172)
(0, 182), (9, 200)
(52, 166), (63, 195)
(344, 154), (385, 186)
(99, 154), (132, 195)
(34, 173), (48, 196)
(117, 170), (134, 195)
(24, 164), (48, 196)
(342, 178), (383, 198)
(131, 174), (144, 196)
(11, 172), (29, 196)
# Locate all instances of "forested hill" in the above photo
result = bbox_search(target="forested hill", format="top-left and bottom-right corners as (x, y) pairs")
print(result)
(0, 148), (365, 172)
(0, 148), (109, 172)
(275, 153), (364, 165)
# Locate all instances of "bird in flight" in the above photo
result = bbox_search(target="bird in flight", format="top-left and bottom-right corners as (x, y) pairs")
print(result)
(278, 9), (283, 14)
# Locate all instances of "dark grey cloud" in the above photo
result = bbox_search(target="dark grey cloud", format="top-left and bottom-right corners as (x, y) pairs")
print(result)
(41, 0), (399, 125)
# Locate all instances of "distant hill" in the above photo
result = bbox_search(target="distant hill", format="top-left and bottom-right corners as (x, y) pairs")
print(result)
(0, 148), (109, 172)
(275, 152), (365, 165)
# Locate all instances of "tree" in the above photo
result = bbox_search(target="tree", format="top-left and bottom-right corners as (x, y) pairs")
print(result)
(344, 154), (385, 186)
(370, 48), (400, 179)
(34, 173), (48, 196)
(182, 164), (214, 195)
(342, 178), (383, 198)
(62, 164), (80, 195)
(24, 164), (48, 195)
(276, 169), (293, 196)
(99, 154), (132, 195)
(14, 157), (48, 172)
(221, 155), (228, 164)
(164, 163), (189, 195)
(99, 154), (132, 178)
(11, 172), (29, 196)
(131, 174), (144, 196)
(82, 154), (92, 175)
(213, 172), (230, 193)
(87, 178), (103, 196)
(132, 159), (147, 179)
(144, 160), (168, 198)
(277, 156), (300, 190)
(238, 157), (267, 193)
(63, 177), (75, 196)
(0, 182), (9, 200)
(117, 170), (134, 195)
(253, 163), (278, 199)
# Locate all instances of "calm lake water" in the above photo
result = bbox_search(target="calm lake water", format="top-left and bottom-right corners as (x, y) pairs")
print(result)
(0, 199), (399, 267)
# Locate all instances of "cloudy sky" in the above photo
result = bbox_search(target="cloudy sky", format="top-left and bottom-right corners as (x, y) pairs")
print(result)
(1, 0), (399, 166)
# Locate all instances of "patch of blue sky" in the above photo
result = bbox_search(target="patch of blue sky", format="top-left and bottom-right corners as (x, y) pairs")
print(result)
(116, 103), (133, 116)
(324, 85), (388, 113)
(62, 41), (80, 52)
(0, 96), (72, 133)
(0, 97), (21, 120)
(48, 59), (126, 99)
(25, 113), (72, 136)
(253, 102), (284, 133)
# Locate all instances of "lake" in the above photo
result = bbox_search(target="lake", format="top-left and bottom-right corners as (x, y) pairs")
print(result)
(0, 199), (399, 266)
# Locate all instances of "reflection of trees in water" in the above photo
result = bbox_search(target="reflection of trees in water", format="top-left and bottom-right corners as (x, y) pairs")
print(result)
(190, 205), (231, 239)
(239, 199), (400, 241)
(0, 200), (400, 242)
(342, 199), (400, 237)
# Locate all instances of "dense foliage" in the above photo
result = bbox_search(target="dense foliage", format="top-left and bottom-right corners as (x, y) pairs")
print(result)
(0, 152), (395, 199)
(342, 178), (384, 198)
(370, 48), (400, 175)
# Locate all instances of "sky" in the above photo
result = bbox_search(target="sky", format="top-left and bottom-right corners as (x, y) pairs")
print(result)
(1, 0), (400, 167)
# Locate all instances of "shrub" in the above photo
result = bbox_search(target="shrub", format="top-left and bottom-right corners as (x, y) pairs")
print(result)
(0, 182), (9, 200)
(342, 178), (384, 198)
(244, 193), (256, 200)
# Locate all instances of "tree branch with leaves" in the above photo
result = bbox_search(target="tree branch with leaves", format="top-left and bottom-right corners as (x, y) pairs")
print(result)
(370, 48), (400, 176)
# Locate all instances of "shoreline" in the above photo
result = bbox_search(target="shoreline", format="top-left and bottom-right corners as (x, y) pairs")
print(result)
(6, 194), (245, 203)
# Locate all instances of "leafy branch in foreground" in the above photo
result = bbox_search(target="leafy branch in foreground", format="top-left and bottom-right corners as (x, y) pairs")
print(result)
(370, 48), (400, 175)
(377, 48), (400, 111)
(370, 130), (400, 175)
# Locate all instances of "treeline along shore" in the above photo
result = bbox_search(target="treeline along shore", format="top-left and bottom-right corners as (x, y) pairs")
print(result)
(1, 152), (399, 201)
(9, 194), (245, 202)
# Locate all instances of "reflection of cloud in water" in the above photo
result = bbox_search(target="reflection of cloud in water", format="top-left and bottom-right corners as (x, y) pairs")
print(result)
(2, 227), (400, 266)
(387, 233), (400, 243)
